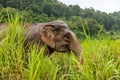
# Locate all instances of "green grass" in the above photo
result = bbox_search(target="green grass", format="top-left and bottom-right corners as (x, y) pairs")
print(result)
(0, 15), (120, 80)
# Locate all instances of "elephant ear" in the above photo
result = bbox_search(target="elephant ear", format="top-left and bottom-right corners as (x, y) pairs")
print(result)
(40, 25), (55, 48)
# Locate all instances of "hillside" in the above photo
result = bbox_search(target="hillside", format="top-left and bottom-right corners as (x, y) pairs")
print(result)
(0, 0), (120, 38)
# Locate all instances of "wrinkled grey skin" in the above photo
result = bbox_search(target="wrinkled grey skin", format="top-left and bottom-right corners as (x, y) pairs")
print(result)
(0, 20), (82, 63)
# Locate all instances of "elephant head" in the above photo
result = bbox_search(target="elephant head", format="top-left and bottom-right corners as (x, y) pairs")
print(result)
(39, 20), (82, 62)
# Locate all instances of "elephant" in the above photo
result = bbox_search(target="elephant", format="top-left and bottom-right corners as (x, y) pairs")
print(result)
(0, 20), (82, 63)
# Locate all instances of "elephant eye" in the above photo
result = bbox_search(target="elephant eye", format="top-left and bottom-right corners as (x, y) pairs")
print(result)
(64, 37), (69, 42)
(62, 44), (69, 49)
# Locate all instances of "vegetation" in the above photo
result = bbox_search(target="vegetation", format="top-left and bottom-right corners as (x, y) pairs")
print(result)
(0, 0), (120, 80)
(0, 0), (120, 39)
(0, 13), (119, 80)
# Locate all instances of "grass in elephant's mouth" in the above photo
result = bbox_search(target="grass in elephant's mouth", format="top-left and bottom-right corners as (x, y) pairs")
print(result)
(0, 16), (120, 80)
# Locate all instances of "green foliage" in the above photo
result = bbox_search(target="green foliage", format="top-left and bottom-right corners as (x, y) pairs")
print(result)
(0, 13), (120, 80)
(0, 4), (3, 10)
(0, 22), (120, 80)
(65, 16), (104, 39)
(0, 7), (32, 23)
(0, 0), (120, 80)
(0, 7), (19, 22)
(0, 14), (24, 80)
(0, 0), (120, 38)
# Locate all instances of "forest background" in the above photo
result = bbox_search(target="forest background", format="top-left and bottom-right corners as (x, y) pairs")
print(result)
(0, 0), (120, 39)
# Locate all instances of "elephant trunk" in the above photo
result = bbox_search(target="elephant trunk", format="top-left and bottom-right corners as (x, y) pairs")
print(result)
(69, 33), (82, 63)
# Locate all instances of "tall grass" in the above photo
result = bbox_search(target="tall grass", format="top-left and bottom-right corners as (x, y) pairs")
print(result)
(0, 14), (120, 80)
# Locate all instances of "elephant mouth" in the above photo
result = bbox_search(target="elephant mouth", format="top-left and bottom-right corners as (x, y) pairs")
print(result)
(55, 45), (69, 52)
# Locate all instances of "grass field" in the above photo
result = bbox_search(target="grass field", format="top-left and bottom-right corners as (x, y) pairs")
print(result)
(0, 16), (120, 80)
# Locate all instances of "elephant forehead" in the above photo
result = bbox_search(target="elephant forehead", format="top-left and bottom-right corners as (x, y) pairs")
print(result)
(55, 28), (69, 34)
(55, 34), (63, 40)
(47, 20), (69, 29)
